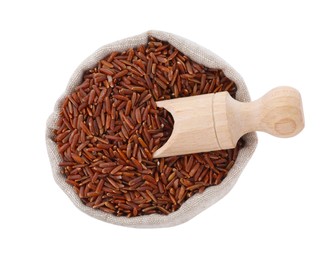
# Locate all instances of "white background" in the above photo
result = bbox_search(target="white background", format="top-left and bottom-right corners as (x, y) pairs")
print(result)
(1, 0), (332, 259)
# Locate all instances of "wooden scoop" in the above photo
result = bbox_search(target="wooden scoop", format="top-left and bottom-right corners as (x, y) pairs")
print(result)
(153, 86), (304, 158)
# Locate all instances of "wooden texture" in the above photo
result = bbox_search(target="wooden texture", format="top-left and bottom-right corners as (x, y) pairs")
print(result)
(154, 87), (304, 158)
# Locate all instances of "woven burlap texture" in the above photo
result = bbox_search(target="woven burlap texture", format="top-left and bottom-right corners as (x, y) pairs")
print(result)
(46, 30), (258, 228)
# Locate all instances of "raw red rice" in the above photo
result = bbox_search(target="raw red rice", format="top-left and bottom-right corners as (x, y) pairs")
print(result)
(54, 37), (243, 217)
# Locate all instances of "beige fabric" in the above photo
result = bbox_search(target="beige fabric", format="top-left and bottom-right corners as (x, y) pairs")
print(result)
(46, 30), (258, 228)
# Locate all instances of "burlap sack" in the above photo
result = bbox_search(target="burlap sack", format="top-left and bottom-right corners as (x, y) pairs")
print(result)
(46, 30), (258, 228)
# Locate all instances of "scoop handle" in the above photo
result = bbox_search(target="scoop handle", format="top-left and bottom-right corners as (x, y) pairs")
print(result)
(223, 86), (304, 146)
